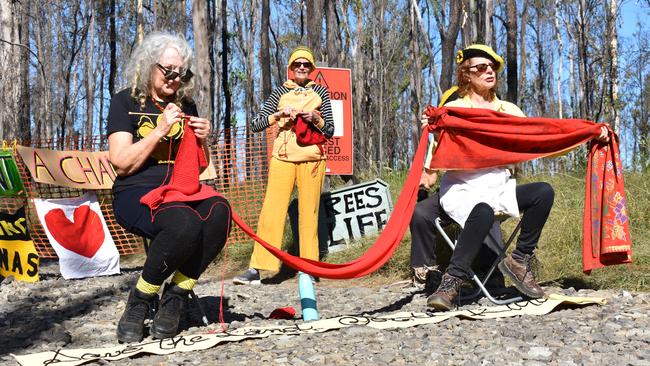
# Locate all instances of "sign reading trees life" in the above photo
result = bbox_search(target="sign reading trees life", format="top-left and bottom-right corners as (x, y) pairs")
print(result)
(321, 179), (392, 252)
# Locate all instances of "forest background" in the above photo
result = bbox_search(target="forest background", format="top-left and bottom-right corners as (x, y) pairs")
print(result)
(2, 0), (650, 172)
(1, 0), (649, 288)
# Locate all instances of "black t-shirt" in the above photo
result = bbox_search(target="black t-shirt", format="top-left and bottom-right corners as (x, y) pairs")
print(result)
(107, 88), (198, 193)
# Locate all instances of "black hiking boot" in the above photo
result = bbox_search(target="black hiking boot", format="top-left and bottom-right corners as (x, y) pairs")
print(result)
(116, 287), (157, 343)
(150, 284), (189, 339)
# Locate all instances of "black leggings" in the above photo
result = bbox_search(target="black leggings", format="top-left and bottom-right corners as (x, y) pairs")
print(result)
(141, 196), (232, 285)
(446, 182), (554, 280)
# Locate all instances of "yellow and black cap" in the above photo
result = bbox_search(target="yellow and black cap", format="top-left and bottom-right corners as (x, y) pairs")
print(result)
(456, 44), (504, 73)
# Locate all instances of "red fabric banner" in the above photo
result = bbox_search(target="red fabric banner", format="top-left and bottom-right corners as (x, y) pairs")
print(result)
(142, 104), (631, 277)
(139, 122), (427, 279)
(231, 131), (428, 279)
(423, 106), (632, 273)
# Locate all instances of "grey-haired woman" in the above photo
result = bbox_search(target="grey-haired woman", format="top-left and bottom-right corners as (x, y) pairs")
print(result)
(107, 31), (231, 343)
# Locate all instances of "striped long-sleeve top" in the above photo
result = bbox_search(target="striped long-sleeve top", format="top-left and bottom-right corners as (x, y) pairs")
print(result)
(252, 79), (335, 162)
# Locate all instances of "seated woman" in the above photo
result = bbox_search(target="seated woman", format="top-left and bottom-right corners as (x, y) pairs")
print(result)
(426, 44), (609, 311)
(108, 31), (231, 341)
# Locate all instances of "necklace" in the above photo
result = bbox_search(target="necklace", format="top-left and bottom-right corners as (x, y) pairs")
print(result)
(150, 96), (167, 113)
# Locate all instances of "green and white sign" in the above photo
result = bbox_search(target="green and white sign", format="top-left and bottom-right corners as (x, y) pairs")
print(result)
(0, 149), (25, 197)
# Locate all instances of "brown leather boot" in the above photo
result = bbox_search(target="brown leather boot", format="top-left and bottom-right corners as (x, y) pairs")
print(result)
(498, 253), (545, 299)
(412, 265), (442, 291)
(426, 273), (465, 311)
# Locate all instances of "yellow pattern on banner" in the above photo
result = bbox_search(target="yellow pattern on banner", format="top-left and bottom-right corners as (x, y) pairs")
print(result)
(0, 239), (39, 282)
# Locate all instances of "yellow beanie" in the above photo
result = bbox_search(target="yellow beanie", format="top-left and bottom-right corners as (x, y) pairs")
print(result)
(288, 46), (316, 73)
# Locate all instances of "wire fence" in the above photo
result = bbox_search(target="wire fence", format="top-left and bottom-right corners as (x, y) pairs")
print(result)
(0, 127), (274, 258)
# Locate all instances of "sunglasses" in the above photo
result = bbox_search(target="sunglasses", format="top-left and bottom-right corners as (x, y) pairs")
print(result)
(291, 61), (312, 69)
(468, 63), (495, 73)
(156, 63), (194, 82)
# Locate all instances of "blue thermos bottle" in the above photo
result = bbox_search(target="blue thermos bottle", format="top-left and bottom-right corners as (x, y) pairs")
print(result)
(298, 272), (319, 321)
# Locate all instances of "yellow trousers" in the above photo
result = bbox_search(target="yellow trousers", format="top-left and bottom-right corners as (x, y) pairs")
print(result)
(249, 157), (326, 271)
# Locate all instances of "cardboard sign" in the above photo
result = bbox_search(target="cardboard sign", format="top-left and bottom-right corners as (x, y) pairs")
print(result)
(0, 149), (25, 196)
(0, 207), (39, 282)
(321, 179), (392, 252)
(288, 179), (392, 254)
(33, 192), (120, 279)
(16, 145), (217, 190)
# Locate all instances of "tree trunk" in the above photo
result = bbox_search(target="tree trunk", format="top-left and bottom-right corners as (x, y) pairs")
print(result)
(409, 0), (423, 156)
(306, 0), (324, 58)
(180, 0), (187, 34)
(506, 0), (518, 104)
(325, 0), (338, 66)
(373, 1), (385, 171)
(0, 0), (19, 140)
(18, 0), (31, 143)
(461, 0), (479, 45)
(85, 0), (95, 146)
(351, 2), (367, 171)
(260, 0), (271, 100)
(553, 0), (563, 118)
(192, 0), (212, 118)
(221, 0), (231, 131)
(608, 0), (620, 131)
(210, 0), (222, 133)
(438, 0), (462, 93)
(533, 15), (546, 116)
(137, 0), (144, 43)
(485, 0), (494, 44)
(221, 0), (232, 184)
(108, 0), (116, 96)
(518, 0), (528, 106)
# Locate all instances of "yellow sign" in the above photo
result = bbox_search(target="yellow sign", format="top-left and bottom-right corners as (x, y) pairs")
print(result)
(0, 240), (39, 282)
(0, 207), (38, 282)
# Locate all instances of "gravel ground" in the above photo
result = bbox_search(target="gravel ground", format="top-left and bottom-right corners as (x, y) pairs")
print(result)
(2, 260), (650, 366)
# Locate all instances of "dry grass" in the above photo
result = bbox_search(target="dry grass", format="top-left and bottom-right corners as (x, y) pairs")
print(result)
(219, 170), (650, 291)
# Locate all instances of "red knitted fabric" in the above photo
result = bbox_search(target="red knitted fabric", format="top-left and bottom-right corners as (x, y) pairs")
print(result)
(423, 105), (602, 170)
(294, 115), (327, 146)
(230, 131), (428, 279)
(140, 122), (221, 210)
(423, 106), (632, 273)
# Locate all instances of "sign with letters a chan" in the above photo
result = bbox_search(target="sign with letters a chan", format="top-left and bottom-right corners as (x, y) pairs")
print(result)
(309, 67), (354, 175)
(16, 146), (117, 189)
(320, 179), (393, 252)
(15, 145), (217, 189)
(0, 207), (39, 282)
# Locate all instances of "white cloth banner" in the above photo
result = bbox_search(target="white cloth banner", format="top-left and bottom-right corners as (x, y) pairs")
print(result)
(11, 294), (605, 366)
(33, 192), (120, 279)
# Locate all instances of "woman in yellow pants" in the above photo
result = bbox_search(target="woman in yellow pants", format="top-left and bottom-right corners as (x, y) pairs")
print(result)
(233, 46), (334, 284)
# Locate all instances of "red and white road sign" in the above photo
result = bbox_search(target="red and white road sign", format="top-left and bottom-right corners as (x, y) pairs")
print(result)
(309, 67), (354, 175)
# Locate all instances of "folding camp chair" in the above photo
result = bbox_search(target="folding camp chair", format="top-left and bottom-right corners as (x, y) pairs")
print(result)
(141, 237), (210, 326)
(434, 212), (524, 305)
